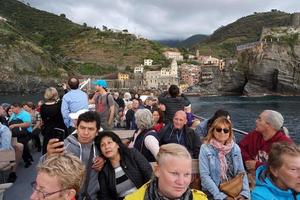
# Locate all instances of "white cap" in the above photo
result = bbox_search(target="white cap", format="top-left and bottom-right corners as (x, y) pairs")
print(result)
(69, 109), (89, 120)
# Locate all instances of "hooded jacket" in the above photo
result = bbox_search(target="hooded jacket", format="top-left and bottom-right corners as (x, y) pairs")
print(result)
(239, 130), (292, 168)
(252, 165), (300, 200)
(64, 134), (100, 199)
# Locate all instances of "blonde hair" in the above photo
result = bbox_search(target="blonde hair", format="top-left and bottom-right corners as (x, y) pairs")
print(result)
(156, 143), (191, 165)
(37, 153), (85, 193)
(204, 116), (233, 144)
(44, 87), (59, 102)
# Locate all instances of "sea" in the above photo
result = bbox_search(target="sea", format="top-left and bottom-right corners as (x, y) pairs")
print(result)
(1, 94), (299, 143)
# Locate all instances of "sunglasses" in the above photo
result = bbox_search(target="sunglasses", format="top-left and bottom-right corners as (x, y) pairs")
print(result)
(215, 128), (230, 134)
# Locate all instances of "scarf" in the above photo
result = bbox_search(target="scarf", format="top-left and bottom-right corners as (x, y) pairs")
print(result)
(209, 138), (234, 180)
(144, 177), (193, 200)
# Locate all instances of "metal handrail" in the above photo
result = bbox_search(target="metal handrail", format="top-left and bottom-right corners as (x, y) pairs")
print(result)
(194, 114), (248, 135)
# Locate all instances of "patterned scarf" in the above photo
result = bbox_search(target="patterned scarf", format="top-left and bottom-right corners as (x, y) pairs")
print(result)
(144, 177), (193, 200)
(209, 138), (234, 180)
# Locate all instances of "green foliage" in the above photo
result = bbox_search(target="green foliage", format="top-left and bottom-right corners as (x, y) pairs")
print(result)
(197, 11), (291, 57)
(78, 63), (118, 75)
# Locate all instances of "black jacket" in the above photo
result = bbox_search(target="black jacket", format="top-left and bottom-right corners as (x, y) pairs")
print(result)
(98, 148), (153, 200)
(158, 123), (200, 159)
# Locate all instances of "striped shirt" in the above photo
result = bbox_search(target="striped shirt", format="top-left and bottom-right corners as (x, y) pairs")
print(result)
(115, 166), (137, 198)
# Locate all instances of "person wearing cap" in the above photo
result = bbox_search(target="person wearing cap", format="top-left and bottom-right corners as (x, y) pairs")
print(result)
(92, 79), (115, 130)
(239, 110), (293, 173)
(61, 77), (89, 132)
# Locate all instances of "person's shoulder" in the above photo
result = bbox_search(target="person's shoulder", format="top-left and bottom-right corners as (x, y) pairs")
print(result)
(191, 189), (208, 200)
(251, 185), (276, 200)
(124, 182), (149, 200)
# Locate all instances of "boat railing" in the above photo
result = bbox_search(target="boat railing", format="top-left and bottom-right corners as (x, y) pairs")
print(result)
(194, 114), (248, 135)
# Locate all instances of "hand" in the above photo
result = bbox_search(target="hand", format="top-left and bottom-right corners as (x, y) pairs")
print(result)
(92, 156), (105, 171)
(46, 138), (65, 156)
(9, 124), (17, 129)
(245, 160), (256, 171)
(62, 83), (67, 90)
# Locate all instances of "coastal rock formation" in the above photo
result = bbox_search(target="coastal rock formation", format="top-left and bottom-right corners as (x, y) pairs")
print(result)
(239, 41), (300, 96)
(0, 39), (66, 94)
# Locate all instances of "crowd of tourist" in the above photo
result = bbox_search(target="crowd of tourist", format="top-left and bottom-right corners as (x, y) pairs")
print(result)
(0, 78), (299, 200)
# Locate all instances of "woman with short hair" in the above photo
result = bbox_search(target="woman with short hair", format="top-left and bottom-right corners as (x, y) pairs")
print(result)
(252, 142), (300, 200)
(30, 153), (85, 200)
(199, 117), (250, 200)
(128, 109), (159, 162)
(96, 131), (152, 200)
(125, 143), (208, 200)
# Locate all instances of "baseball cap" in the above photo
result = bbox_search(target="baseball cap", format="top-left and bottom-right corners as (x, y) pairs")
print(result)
(92, 80), (108, 88)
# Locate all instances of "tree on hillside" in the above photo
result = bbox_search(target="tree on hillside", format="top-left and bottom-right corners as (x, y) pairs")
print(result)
(60, 13), (66, 18)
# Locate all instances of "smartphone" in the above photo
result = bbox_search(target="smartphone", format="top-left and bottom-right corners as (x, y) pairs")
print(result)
(52, 128), (65, 143)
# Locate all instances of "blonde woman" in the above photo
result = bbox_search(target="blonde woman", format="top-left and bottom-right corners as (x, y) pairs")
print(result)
(125, 143), (207, 200)
(40, 87), (67, 154)
(199, 117), (250, 200)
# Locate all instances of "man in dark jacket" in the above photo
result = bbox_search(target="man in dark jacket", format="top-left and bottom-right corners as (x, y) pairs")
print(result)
(158, 85), (190, 124)
(158, 110), (200, 159)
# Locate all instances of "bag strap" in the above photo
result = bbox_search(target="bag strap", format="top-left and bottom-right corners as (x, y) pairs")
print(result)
(82, 144), (94, 195)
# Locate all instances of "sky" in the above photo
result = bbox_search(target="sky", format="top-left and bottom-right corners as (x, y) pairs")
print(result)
(25, 0), (300, 40)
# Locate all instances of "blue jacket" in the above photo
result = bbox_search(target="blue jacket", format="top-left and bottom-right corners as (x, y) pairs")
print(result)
(199, 143), (250, 200)
(252, 165), (300, 200)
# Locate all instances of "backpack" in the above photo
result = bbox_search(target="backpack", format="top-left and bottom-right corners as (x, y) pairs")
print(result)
(95, 93), (119, 119)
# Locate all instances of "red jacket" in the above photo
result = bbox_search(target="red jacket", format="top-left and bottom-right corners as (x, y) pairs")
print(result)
(239, 130), (293, 169)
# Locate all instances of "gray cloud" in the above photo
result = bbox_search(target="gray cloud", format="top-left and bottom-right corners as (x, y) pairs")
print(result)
(26, 0), (300, 40)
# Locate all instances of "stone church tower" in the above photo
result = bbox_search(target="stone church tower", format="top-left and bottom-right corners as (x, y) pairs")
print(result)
(170, 59), (178, 77)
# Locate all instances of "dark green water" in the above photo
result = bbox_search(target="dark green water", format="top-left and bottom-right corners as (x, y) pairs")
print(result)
(1, 94), (299, 143)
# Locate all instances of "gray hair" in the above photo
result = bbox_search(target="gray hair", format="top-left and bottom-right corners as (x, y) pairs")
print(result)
(135, 109), (153, 130)
(124, 92), (131, 100)
(264, 110), (284, 131)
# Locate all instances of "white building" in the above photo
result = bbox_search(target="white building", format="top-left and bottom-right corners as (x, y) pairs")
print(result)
(163, 51), (183, 61)
(134, 66), (144, 74)
(144, 59), (178, 89)
(144, 59), (153, 66)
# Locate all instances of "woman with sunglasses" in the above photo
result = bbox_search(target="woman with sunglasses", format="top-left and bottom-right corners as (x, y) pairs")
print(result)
(199, 117), (250, 200)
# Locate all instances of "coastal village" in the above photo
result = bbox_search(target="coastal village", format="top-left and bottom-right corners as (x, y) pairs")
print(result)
(99, 52), (226, 92)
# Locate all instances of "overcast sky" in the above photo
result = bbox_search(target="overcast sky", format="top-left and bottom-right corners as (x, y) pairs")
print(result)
(25, 0), (300, 40)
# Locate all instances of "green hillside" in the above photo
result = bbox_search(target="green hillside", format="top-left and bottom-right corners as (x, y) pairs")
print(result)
(196, 10), (291, 57)
(0, 0), (166, 76)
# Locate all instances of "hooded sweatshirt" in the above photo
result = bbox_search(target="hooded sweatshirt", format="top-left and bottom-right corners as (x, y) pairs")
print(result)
(64, 134), (100, 199)
(239, 130), (292, 168)
(252, 165), (300, 200)
(40, 133), (100, 199)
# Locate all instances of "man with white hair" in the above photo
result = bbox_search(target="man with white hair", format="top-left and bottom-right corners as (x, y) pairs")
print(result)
(239, 110), (293, 172)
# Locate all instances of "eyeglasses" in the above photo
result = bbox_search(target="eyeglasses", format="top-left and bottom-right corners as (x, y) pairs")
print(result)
(31, 181), (69, 199)
(215, 128), (230, 134)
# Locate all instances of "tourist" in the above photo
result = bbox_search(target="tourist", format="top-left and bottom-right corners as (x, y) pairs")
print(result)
(152, 108), (164, 132)
(252, 142), (300, 199)
(158, 84), (190, 124)
(199, 117), (250, 199)
(125, 143), (208, 200)
(159, 110), (200, 159)
(40, 87), (67, 154)
(30, 153), (85, 200)
(61, 77), (89, 132)
(239, 110), (293, 173)
(46, 111), (104, 199)
(195, 109), (231, 141)
(23, 102), (42, 152)
(129, 109), (159, 162)
(8, 102), (33, 168)
(96, 131), (153, 199)
(92, 79), (115, 130)
(0, 122), (11, 151)
(125, 99), (139, 130)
